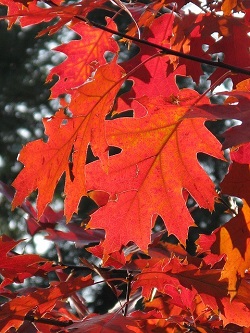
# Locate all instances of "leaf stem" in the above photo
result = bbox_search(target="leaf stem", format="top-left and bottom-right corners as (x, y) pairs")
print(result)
(124, 273), (133, 316)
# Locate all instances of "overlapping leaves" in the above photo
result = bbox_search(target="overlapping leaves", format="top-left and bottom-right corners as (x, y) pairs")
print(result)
(1, 0), (250, 332)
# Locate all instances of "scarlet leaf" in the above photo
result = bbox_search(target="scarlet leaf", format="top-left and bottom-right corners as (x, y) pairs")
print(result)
(222, 79), (250, 148)
(181, 78), (250, 149)
(125, 0), (165, 38)
(230, 142), (250, 164)
(118, 13), (185, 115)
(12, 61), (125, 219)
(45, 225), (105, 247)
(86, 91), (224, 257)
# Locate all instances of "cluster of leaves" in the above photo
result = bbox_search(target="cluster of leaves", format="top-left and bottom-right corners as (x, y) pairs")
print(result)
(0, 0), (250, 332)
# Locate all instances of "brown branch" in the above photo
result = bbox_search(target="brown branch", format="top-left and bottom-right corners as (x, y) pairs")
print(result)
(84, 18), (250, 77)
(45, 1), (250, 76)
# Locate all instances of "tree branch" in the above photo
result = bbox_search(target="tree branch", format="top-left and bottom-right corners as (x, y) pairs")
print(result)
(45, 1), (250, 76)
(84, 18), (250, 77)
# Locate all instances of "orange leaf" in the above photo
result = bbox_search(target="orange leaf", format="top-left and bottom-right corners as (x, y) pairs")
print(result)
(221, 0), (245, 15)
(86, 91), (225, 258)
(12, 61), (125, 219)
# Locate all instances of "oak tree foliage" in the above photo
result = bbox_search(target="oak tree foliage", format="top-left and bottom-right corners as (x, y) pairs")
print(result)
(0, 0), (250, 332)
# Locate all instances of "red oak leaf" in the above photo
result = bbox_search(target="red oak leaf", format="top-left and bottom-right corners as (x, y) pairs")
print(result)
(181, 79), (250, 149)
(198, 145), (250, 298)
(12, 61), (125, 219)
(47, 19), (119, 98)
(229, 143), (250, 164)
(222, 79), (250, 148)
(45, 225), (105, 247)
(86, 91), (224, 258)
(118, 13), (186, 115)
(0, 0), (26, 27)
(170, 12), (214, 82)
(125, 0), (166, 38)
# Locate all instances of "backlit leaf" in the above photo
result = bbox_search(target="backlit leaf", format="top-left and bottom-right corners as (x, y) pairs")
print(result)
(86, 91), (224, 257)
(12, 61), (125, 219)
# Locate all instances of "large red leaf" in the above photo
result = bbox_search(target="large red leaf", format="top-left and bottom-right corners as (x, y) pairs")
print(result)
(12, 61), (125, 219)
(86, 90), (225, 258)
(0, 275), (93, 332)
